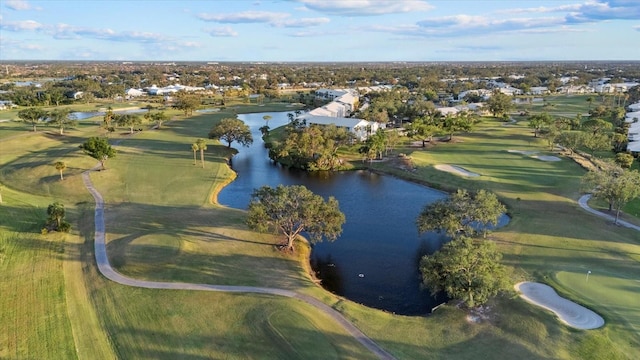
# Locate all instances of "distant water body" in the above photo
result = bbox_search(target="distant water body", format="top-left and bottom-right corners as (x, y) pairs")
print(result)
(71, 108), (148, 120)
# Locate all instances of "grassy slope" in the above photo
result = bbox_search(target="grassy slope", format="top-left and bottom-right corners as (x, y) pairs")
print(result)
(1, 96), (639, 359)
(0, 187), (77, 359)
(0, 103), (377, 359)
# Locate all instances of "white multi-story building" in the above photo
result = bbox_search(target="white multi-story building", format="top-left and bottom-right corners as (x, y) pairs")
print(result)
(300, 88), (379, 141)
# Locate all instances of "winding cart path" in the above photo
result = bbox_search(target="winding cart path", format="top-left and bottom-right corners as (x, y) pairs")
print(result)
(578, 194), (640, 231)
(81, 168), (396, 360)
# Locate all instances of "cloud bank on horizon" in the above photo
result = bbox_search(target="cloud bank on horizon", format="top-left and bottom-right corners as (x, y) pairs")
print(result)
(0, 0), (638, 61)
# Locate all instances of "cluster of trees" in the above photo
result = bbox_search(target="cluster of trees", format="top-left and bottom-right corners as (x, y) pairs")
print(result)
(417, 189), (509, 308)
(358, 129), (401, 162)
(266, 122), (353, 171)
(528, 103), (636, 168)
(407, 110), (478, 146)
(102, 107), (169, 134)
(3, 61), (639, 111)
(18, 107), (77, 134)
(174, 91), (201, 116)
(582, 161), (640, 224)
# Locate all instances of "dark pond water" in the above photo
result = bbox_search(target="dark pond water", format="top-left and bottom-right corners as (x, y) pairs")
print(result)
(218, 111), (507, 315)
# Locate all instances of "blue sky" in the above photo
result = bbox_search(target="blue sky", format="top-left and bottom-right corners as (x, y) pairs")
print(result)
(1, 0), (639, 61)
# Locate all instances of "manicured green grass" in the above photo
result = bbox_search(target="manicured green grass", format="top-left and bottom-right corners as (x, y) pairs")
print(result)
(363, 116), (640, 359)
(1, 102), (377, 359)
(1, 101), (639, 359)
(517, 94), (597, 118)
(0, 187), (77, 359)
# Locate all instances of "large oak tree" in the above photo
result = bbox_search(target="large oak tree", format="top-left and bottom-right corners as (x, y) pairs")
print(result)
(18, 107), (48, 132)
(420, 236), (508, 308)
(486, 90), (514, 119)
(80, 137), (116, 170)
(49, 108), (77, 135)
(417, 189), (505, 238)
(208, 118), (253, 148)
(246, 185), (345, 252)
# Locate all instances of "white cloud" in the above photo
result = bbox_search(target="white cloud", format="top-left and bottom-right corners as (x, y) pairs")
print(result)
(496, 4), (584, 14)
(410, 15), (565, 37)
(295, 0), (433, 16)
(207, 26), (238, 37)
(516, 26), (590, 34)
(197, 10), (328, 28)
(20, 43), (45, 50)
(564, 0), (640, 23)
(4, 0), (40, 11)
(288, 29), (342, 37)
(179, 41), (202, 48)
(198, 11), (289, 24)
(634, 25), (640, 31)
(277, 17), (330, 28)
(0, 19), (43, 31)
(49, 24), (167, 43)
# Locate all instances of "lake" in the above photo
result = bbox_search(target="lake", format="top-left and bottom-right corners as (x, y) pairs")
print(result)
(218, 111), (507, 315)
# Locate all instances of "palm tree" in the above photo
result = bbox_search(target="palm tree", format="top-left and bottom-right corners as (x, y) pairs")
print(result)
(54, 161), (66, 180)
(195, 138), (207, 168)
(586, 96), (594, 111)
(191, 143), (198, 165)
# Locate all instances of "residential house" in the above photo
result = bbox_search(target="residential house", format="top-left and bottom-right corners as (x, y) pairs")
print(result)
(529, 87), (550, 95)
(557, 85), (594, 94)
(125, 88), (144, 98)
(0, 100), (16, 110)
(498, 85), (523, 96)
(436, 107), (460, 116)
(298, 115), (383, 141)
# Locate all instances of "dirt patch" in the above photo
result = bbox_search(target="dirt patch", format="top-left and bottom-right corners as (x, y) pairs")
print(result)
(560, 150), (600, 172)
(389, 154), (416, 172)
(466, 305), (494, 324)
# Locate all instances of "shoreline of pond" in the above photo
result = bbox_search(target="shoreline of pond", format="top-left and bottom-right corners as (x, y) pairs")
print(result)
(214, 110), (509, 315)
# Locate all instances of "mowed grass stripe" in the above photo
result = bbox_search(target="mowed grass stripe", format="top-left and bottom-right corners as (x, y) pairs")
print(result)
(0, 189), (77, 359)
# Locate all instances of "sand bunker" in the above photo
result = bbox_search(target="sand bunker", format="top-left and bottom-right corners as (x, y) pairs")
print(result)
(508, 150), (561, 162)
(515, 282), (604, 330)
(532, 155), (561, 162)
(434, 164), (480, 177)
(507, 149), (539, 155)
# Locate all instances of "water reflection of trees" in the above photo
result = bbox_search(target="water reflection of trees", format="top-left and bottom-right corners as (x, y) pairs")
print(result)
(310, 254), (344, 295)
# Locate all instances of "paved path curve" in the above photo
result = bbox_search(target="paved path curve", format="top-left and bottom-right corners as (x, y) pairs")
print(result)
(81, 169), (396, 360)
(578, 194), (640, 231)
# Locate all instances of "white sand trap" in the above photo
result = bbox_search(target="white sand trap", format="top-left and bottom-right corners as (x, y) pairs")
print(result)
(507, 149), (539, 155)
(532, 155), (561, 162)
(515, 282), (604, 330)
(435, 164), (480, 177)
